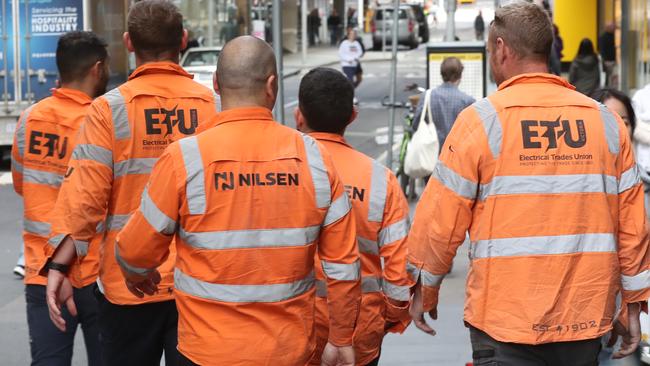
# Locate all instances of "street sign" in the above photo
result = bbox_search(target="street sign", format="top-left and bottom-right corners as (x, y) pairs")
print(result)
(426, 42), (487, 100)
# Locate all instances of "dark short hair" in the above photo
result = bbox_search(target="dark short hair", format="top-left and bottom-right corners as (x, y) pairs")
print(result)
(591, 88), (636, 133)
(127, 0), (183, 60)
(490, 2), (553, 62)
(299, 68), (354, 134)
(441, 57), (463, 82)
(56, 31), (108, 83)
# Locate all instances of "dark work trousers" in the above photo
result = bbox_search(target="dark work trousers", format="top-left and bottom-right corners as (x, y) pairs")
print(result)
(96, 289), (178, 366)
(470, 326), (601, 366)
(365, 354), (381, 366)
(179, 353), (198, 366)
(25, 284), (101, 366)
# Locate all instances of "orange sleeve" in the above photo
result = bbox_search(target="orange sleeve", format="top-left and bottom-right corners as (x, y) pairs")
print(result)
(11, 111), (28, 196)
(407, 110), (485, 313)
(379, 170), (412, 332)
(116, 146), (180, 276)
(317, 144), (361, 347)
(50, 100), (115, 257)
(615, 115), (650, 304)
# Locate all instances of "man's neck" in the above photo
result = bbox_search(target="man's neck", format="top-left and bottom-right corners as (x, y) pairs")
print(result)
(503, 61), (549, 82)
(134, 55), (179, 68)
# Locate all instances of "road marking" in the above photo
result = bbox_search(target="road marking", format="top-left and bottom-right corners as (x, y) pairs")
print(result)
(284, 100), (299, 109)
(0, 172), (12, 185)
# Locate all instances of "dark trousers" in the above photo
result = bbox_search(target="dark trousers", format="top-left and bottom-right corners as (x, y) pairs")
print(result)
(26, 284), (101, 366)
(96, 289), (178, 366)
(342, 66), (357, 83)
(365, 354), (380, 366)
(469, 326), (601, 366)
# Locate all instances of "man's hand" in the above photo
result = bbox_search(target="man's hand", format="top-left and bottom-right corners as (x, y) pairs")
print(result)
(124, 270), (161, 298)
(321, 342), (354, 366)
(609, 302), (642, 359)
(409, 283), (437, 336)
(46, 269), (77, 332)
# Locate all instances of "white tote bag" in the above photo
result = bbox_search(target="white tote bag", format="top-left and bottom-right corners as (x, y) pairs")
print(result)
(404, 89), (439, 178)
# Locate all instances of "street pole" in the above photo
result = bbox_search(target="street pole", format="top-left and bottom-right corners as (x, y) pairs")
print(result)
(208, 0), (215, 46)
(620, 0), (629, 92)
(272, 0), (285, 124)
(301, 0), (307, 64)
(445, 0), (456, 42)
(382, 10), (386, 56)
(386, 0), (400, 169)
(357, 0), (363, 31)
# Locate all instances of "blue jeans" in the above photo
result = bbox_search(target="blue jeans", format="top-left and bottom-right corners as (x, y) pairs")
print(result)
(26, 284), (101, 366)
(17, 244), (24, 267)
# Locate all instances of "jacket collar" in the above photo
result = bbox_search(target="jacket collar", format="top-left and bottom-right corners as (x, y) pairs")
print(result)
(212, 106), (274, 126)
(128, 62), (193, 81)
(51, 87), (93, 105)
(309, 131), (350, 147)
(498, 73), (575, 91)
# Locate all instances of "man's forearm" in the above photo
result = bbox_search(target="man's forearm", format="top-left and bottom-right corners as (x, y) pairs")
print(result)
(51, 236), (77, 265)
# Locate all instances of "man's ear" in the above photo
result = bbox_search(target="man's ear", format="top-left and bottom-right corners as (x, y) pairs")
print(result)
(213, 71), (220, 95)
(181, 29), (189, 51)
(123, 32), (135, 53)
(496, 37), (507, 64)
(295, 107), (306, 132)
(266, 74), (278, 107)
(347, 106), (359, 127)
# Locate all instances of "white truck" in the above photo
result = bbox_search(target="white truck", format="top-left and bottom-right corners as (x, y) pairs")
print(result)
(0, 0), (86, 161)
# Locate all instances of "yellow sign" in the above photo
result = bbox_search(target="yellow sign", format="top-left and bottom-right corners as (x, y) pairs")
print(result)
(428, 53), (483, 62)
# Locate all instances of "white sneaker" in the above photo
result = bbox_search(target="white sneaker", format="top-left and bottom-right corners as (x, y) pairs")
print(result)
(13, 265), (24, 279)
(353, 97), (359, 105)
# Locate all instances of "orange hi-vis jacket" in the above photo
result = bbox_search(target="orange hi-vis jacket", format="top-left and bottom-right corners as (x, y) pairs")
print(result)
(116, 107), (362, 365)
(49, 62), (219, 305)
(408, 73), (650, 344)
(308, 133), (412, 365)
(12, 88), (100, 287)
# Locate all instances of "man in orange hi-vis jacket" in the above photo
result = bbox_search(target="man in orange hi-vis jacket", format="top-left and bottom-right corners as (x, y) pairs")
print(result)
(11, 31), (108, 366)
(295, 68), (412, 366)
(408, 3), (650, 365)
(43, 1), (219, 365)
(115, 36), (361, 366)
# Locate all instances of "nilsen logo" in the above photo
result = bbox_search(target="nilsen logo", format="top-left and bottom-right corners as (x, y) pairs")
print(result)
(214, 172), (300, 191)
(521, 118), (586, 151)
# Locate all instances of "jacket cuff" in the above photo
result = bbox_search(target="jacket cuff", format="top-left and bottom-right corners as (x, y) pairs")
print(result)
(383, 295), (411, 334)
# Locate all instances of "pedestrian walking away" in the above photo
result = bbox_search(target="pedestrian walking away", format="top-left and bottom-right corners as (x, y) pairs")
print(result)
(295, 67), (413, 366)
(328, 9), (342, 46)
(339, 28), (364, 98)
(115, 36), (361, 366)
(412, 56), (475, 153)
(43, 1), (220, 365)
(474, 10), (485, 41)
(11, 31), (109, 366)
(599, 22), (618, 87)
(569, 38), (601, 95)
(408, 3), (650, 366)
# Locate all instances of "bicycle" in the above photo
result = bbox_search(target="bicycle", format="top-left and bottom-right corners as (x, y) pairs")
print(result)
(381, 83), (425, 200)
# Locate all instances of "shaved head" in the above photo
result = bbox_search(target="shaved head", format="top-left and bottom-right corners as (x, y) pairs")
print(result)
(216, 36), (277, 103)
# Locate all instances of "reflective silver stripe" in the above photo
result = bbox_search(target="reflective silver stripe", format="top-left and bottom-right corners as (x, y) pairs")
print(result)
(11, 156), (23, 175)
(323, 194), (351, 226)
(23, 168), (63, 187)
(383, 279), (410, 301)
(96, 220), (106, 234)
(115, 245), (154, 276)
(315, 276), (381, 298)
(72, 144), (113, 168)
(24, 219), (51, 236)
(421, 268), (445, 287)
(599, 103), (620, 154)
(379, 218), (409, 247)
(358, 236), (379, 255)
(471, 233), (617, 259)
(321, 259), (360, 281)
(301, 134), (331, 209)
(141, 188), (176, 235)
(104, 88), (130, 140)
(480, 174), (618, 201)
(619, 165), (641, 194)
(75, 240), (89, 256)
(433, 161), (478, 200)
(114, 158), (157, 178)
(15, 105), (34, 157)
(406, 261), (421, 282)
(621, 269), (650, 291)
(368, 161), (387, 222)
(175, 267), (315, 303)
(48, 234), (66, 248)
(473, 98), (502, 158)
(106, 214), (131, 231)
(179, 225), (320, 250)
(179, 136), (206, 215)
